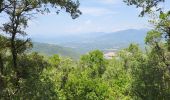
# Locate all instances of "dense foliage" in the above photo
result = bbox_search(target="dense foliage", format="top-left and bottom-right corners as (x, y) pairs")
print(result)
(0, 0), (170, 99)
(1, 31), (170, 99)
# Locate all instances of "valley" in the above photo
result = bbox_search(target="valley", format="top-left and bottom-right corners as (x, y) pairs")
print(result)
(31, 29), (148, 58)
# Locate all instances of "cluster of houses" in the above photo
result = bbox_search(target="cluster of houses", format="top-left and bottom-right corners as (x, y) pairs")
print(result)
(103, 48), (117, 59)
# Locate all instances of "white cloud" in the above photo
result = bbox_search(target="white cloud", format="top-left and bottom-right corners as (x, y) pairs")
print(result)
(62, 19), (148, 34)
(85, 20), (92, 24)
(80, 7), (117, 16)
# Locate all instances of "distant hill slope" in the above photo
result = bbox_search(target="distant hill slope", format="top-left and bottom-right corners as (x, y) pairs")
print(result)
(56, 29), (148, 53)
(31, 42), (80, 59)
(32, 29), (148, 54)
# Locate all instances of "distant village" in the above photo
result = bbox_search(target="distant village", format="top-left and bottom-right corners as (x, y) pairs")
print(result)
(103, 48), (118, 59)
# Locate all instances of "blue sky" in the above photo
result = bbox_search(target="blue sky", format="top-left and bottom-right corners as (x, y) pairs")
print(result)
(27, 0), (148, 37)
(1, 0), (170, 38)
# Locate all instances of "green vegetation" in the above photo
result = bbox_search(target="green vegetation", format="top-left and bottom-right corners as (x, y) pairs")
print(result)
(31, 42), (80, 59)
(0, 0), (170, 99)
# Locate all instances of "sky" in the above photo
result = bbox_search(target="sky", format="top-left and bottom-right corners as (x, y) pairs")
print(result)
(1, 0), (170, 38)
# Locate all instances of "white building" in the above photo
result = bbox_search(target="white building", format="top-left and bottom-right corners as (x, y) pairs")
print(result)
(104, 52), (116, 59)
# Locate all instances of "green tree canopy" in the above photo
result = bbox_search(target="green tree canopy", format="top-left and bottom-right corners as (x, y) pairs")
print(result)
(0, 0), (81, 18)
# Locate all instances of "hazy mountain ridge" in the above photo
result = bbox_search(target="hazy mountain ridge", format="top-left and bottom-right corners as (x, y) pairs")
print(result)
(57, 29), (148, 53)
(32, 29), (148, 54)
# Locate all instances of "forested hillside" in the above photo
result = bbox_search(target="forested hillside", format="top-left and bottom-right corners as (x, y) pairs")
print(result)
(0, 0), (170, 99)
(31, 42), (80, 59)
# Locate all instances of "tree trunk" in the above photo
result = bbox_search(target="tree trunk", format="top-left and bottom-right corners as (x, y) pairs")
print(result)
(11, 34), (17, 69)
(0, 53), (3, 74)
(11, 33), (20, 90)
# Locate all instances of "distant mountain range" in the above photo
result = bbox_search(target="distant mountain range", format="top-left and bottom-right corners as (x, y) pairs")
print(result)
(32, 29), (148, 54)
